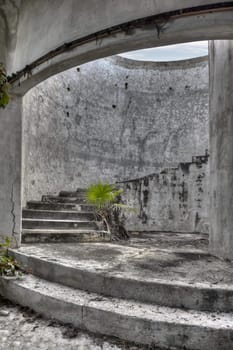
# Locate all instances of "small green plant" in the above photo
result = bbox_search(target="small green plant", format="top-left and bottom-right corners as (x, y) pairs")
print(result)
(86, 182), (134, 240)
(0, 237), (21, 277)
(0, 64), (10, 108)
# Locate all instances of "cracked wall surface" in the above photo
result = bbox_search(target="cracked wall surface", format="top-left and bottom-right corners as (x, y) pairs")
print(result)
(0, 95), (22, 245)
(23, 55), (209, 210)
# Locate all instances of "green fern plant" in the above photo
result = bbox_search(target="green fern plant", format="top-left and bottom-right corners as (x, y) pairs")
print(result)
(86, 182), (134, 240)
(0, 64), (10, 108)
(86, 183), (122, 209)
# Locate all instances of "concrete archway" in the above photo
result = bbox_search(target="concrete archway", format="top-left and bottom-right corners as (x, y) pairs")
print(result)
(9, 4), (233, 94)
(0, 1), (233, 258)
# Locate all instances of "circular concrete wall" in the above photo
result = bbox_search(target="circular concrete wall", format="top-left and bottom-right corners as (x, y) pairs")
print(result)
(23, 55), (209, 203)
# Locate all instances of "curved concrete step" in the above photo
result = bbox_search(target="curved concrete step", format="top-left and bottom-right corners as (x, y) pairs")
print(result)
(1, 274), (233, 350)
(10, 245), (233, 312)
(22, 209), (95, 221)
(22, 218), (98, 230)
(21, 230), (109, 243)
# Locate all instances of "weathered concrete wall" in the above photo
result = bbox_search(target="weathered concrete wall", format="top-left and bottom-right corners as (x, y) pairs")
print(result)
(23, 56), (209, 207)
(0, 0), (233, 249)
(120, 154), (209, 233)
(209, 40), (233, 259)
(0, 95), (22, 246)
(0, 15), (6, 65)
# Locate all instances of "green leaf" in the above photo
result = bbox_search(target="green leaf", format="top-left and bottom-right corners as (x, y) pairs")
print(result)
(0, 91), (9, 107)
(86, 182), (122, 209)
(0, 64), (10, 108)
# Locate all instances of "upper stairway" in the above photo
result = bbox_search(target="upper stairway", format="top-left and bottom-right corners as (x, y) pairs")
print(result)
(22, 189), (110, 243)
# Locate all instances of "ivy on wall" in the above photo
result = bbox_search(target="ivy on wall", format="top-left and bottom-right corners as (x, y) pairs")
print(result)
(0, 64), (10, 108)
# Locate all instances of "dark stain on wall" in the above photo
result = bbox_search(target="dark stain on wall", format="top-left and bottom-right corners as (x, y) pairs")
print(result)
(180, 162), (191, 174)
(143, 189), (149, 207)
(195, 212), (201, 229)
(144, 177), (149, 187)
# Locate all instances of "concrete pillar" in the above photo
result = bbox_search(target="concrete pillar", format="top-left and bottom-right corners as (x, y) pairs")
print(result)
(209, 40), (233, 259)
(0, 16), (6, 66)
(0, 94), (22, 247)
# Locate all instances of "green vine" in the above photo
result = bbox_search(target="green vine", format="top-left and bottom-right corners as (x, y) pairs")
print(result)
(0, 64), (10, 108)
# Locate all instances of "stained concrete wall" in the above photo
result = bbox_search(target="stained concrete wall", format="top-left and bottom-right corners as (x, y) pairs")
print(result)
(209, 40), (233, 258)
(0, 15), (6, 65)
(120, 154), (209, 233)
(23, 56), (209, 209)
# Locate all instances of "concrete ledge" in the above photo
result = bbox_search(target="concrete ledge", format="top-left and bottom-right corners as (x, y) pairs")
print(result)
(10, 247), (233, 312)
(1, 274), (233, 349)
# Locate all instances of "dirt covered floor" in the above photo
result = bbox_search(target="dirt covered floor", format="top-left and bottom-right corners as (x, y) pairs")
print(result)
(14, 232), (233, 286)
(0, 296), (163, 350)
(1, 232), (233, 349)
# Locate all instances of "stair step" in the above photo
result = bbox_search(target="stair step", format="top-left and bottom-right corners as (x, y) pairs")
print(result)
(26, 201), (95, 211)
(22, 218), (98, 230)
(21, 229), (110, 243)
(1, 274), (233, 350)
(27, 201), (78, 211)
(59, 189), (86, 197)
(22, 209), (95, 220)
(10, 244), (233, 313)
(77, 204), (95, 212)
(42, 195), (87, 204)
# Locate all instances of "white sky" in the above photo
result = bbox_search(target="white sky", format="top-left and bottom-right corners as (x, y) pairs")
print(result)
(119, 41), (208, 61)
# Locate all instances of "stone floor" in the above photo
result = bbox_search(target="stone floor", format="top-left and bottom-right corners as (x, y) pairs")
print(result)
(0, 297), (162, 350)
(14, 232), (233, 286)
(2, 231), (233, 350)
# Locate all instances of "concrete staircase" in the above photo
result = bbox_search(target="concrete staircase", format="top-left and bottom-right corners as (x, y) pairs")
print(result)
(1, 241), (233, 349)
(22, 189), (110, 243)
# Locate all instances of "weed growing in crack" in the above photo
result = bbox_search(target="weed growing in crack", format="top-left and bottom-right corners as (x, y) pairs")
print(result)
(0, 237), (22, 277)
